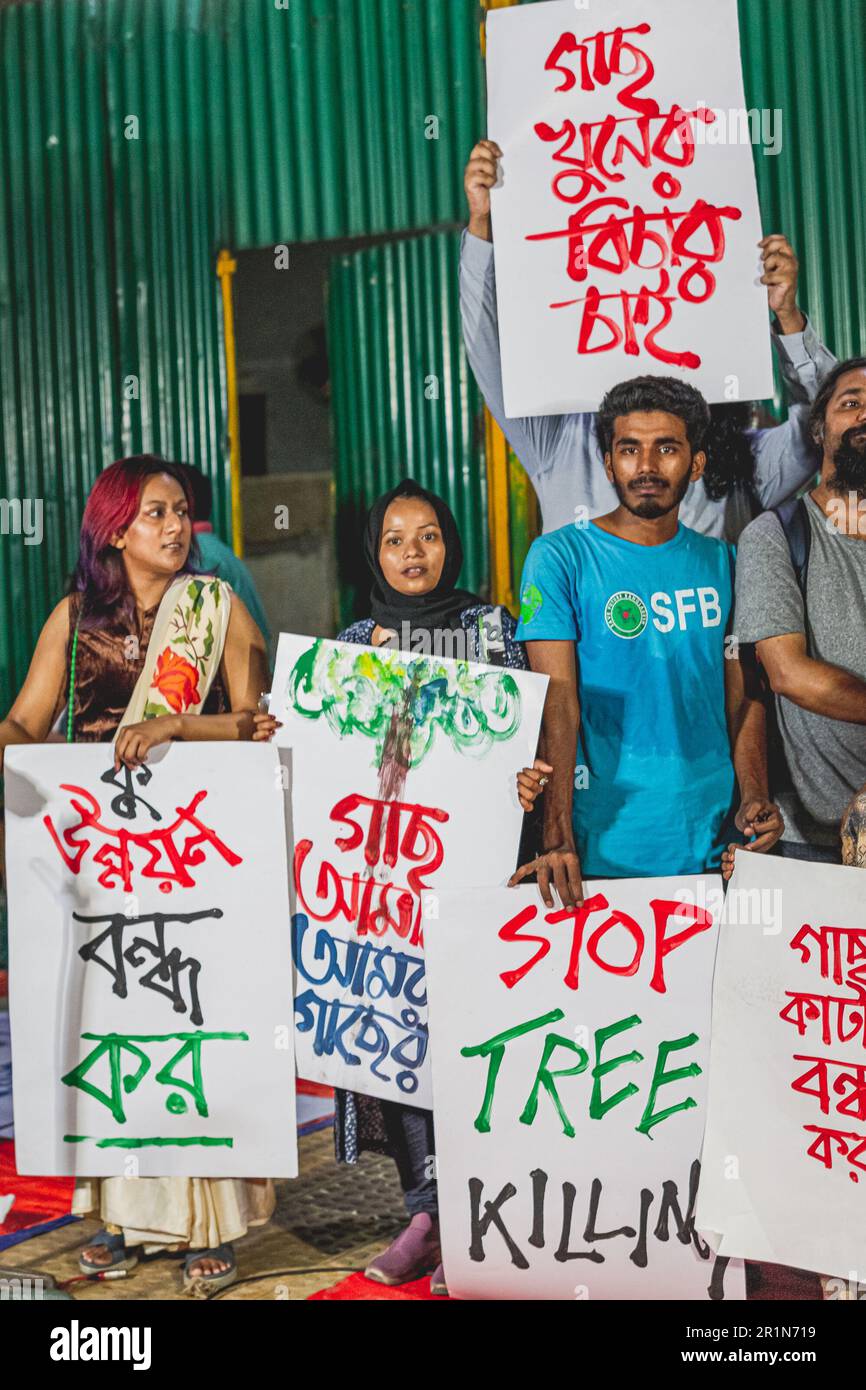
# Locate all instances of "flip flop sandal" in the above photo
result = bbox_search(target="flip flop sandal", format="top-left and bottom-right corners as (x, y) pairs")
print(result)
(182, 1243), (237, 1296)
(78, 1229), (140, 1275)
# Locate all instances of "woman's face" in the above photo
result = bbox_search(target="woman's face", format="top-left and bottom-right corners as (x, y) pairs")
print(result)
(378, 498), (446, 597)
(112, 473), (192, 578)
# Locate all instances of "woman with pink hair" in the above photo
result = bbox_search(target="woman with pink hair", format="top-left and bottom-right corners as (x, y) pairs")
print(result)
(0, 455), (276, 1293)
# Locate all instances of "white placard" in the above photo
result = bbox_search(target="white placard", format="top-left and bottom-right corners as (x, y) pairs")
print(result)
(487, 0), (774, 414)
(425, 879), (745, 1299)
(697, 852), (866, 1282)
(4, 743), (297, 1178)
(270, 634), (547, 1109)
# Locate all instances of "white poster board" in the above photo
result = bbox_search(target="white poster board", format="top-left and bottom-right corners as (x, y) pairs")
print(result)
(487, 0), (774, 414)
(697, 852), (866, 1280)
(270, 634), (547, 1109)
(4, 743), (297, 1178)
(425, 880), (745, 1299)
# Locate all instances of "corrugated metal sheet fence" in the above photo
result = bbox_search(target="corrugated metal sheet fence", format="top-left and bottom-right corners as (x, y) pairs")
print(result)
(0, 0), (485, 707)
(0, 2), (122, 700)
(739, 0), (866, 374)
(1, 0), (862, 702)
(328, 232), (486, 628)
(221, 0), (483, 246)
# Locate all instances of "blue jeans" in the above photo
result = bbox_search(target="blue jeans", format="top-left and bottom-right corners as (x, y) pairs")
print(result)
(382, 1102), (438, 1218)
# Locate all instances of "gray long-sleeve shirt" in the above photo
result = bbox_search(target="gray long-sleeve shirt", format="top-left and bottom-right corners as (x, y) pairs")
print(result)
(459, 230), (837, 542)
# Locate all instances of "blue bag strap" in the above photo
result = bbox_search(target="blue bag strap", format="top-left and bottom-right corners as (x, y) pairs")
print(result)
(772, 497), (811, 597)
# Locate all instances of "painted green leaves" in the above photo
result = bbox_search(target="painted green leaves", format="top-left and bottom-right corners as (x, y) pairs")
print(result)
(288, 638), (523, 771)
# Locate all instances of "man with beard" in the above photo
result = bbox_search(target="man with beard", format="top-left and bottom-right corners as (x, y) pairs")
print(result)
(733, 358), (866, 863)
(512, 376), (782, 907)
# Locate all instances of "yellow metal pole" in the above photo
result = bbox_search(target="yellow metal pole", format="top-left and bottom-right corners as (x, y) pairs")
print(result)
(216, 248), (244, 558)
(486, 406), (515, 613)
(480, 0), (521, 609)
(480, 0), (518, 54)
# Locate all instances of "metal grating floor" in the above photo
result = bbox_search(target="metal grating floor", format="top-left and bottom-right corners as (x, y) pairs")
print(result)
(271, 1151), (407, 1257)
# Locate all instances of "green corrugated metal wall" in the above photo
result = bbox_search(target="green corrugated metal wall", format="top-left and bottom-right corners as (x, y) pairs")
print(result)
(328, 232), (486, 627)
(739, 0), (866, 378)
(0, 0), (863, 705)
(222, 0), (484, 246)
(102, 2), (229, 523)
(0, 0), (485, 708)
(0, 2), (121, 701)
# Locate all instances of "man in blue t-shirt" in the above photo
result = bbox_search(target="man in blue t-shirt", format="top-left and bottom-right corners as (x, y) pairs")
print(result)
(513, 375), (783, 908)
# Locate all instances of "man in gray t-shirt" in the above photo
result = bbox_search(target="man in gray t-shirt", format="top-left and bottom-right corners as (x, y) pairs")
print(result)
(735, 357), (866, 857)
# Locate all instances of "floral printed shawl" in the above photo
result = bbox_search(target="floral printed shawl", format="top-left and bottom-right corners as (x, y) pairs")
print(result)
(119, 575), (232, 729)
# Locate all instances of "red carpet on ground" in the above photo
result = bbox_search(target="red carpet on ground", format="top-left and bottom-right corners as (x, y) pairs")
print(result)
(0, 1140), (76, 1248)
(309, 1272), (450, 1301)
(296, 1080), (333, 1098)
(295, 1078), (335, 1135)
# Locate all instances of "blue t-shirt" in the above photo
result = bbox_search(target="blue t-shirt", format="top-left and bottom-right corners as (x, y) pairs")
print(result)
(516, 521), (736, 877)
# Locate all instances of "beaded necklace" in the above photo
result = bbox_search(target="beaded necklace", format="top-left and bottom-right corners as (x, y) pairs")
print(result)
(65, 621), (80, 743)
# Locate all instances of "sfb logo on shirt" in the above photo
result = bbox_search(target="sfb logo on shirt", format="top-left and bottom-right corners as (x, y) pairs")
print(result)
(604, 587), (723, 638)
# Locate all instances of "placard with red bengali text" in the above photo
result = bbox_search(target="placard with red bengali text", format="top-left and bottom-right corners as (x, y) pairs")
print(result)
(486, 0), (774, 414)
(270, 633), (547, 1109)
(4, 743), (297, 1177)
(697, 851), (866, 1279)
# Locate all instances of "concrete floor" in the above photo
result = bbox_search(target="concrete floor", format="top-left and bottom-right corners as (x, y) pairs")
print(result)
(1, 1127), (408, 1301)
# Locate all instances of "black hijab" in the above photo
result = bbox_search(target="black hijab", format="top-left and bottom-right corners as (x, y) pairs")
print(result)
(363, 478), (483, 637)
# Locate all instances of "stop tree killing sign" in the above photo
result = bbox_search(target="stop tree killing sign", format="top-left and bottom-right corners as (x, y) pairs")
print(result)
(424, 879), (745, 1300)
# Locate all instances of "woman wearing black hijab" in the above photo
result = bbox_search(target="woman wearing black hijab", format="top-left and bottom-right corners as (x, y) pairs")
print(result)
(336, 480), (532, 1295)
(341, 477), (527, 666)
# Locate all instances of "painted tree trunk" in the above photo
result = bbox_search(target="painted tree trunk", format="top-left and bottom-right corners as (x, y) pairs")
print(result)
(841, 789), (866, 868)
(377, 688), (414, 803)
